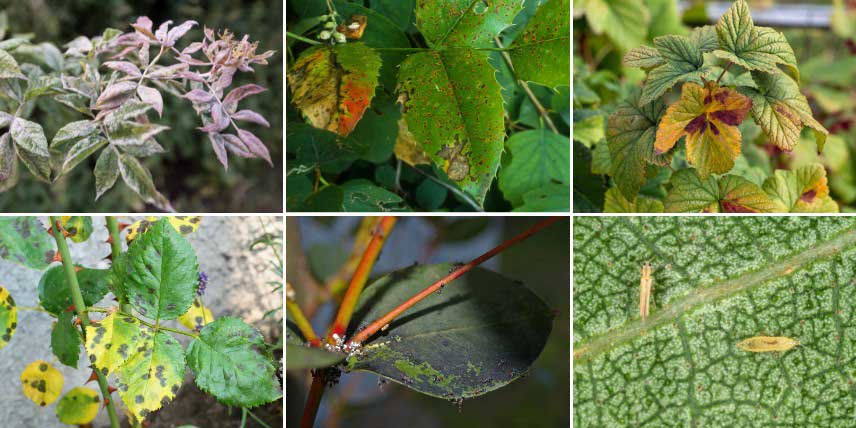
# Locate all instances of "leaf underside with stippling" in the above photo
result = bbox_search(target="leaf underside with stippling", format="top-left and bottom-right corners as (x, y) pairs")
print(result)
(346, 263), (554, 400)
(186, 317), (281, 407)
(573, 216), (856, 427)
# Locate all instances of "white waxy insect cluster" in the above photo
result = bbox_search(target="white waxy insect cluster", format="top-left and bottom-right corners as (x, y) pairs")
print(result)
(316, 13), (348, 45)
(324, 333), (364, 358)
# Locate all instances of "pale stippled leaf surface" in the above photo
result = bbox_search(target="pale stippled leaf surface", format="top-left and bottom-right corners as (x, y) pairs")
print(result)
(574, 217), (856, 427)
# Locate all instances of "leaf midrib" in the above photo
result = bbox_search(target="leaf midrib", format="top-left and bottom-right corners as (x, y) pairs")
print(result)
(573, 225), (856, 364)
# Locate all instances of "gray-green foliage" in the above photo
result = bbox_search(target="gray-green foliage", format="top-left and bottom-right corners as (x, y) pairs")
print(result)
(574, 217), (856, 427)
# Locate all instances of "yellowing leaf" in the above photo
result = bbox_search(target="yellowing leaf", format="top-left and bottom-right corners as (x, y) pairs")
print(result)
(115, 331), (185, 421)
(60, 216), (93, 243)
(55, 387), (100, 425)
(762, 163), (838, 213)
(20, 360), (63, 407)
(125, 216), (201, 244)
(655, 81), (752, 177)
(287, 43), (381, 136)
(603, 188), (664, 213)
(85, 311), (144, 375)
(664, 169), (778, 213)
(178, 299), (214, 332)
(393, 118), (431, 167)
(0, 285), (17, 350)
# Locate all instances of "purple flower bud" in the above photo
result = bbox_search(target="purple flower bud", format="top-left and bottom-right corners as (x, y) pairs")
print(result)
(197, 271), (208, 296)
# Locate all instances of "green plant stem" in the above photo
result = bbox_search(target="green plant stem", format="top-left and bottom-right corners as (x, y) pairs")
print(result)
(16, 306), (52, 314)
(246, 408), (274, 428)
(300, 375), (326, 428)
(716, 62), (732, 84)
(87, 307), (199, 338)
(493, 37), (558, 134)
(349, 217), (562, 345)
(287, 31), (321, 45)
(105, 216), (132, 314)
(327, 216), (397, 342)
(286, 297), (321, 346)
(49, 217), (121, 428)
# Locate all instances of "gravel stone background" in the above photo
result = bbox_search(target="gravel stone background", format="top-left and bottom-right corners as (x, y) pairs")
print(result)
(0, 216), (283, 427)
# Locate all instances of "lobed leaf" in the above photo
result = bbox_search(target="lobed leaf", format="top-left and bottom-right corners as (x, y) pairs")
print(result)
(397, 49), (505, 205)
(498, 128), (570, 207)
(508, 0), (570, 88)
(603, 187), (664, 213)
(664, 168), (778, 213)
(762, 163), (838, 212)
(0, 285), (16, 350)
(346, 263), (554, 399)
(0, 217), (56, 270)
(577, 0), (649, 51)
(186, 317), (281, 407)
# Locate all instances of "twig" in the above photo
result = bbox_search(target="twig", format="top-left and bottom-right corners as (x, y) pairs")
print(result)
(493, 37), (558, 133)
(716, 62), (732, 85)
(348, 217), (562, 345)
(286, 286), (321, 347)
(287, 31), (321, 46)
(245, 408), (273, 428)
(325, 217), (378, 300)
(327, 217), (397, 342)
(49, 217), (121, 428)
(300, 375), (326, 428)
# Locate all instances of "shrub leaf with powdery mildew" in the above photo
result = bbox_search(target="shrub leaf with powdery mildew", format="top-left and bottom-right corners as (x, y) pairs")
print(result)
(508, 0), (570, 88)
(186, 317), (281, 407)
(126, 217), (198, 320)
(0, 217), (56, 270)
(573, 217), (856, 427)
(397, 49), (505, 206)
(345, 263), (553, 400)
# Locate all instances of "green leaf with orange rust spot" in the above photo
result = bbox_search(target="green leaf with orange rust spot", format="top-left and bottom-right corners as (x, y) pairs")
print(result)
(396, 48), (505, 206)
(508, 0), (570, 88)
(664, 168), (777, 213)
(287, 42), (381, 136)
(741, 71), (828, 153)
(655, 81), (752, 178)
(415, 0), (522, 48)
(606, 88), (668, 201)
(762, 163), (838, 212)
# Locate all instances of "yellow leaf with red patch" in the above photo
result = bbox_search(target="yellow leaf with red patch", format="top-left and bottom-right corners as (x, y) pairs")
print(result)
(655, 81), (752, 177)
(287, 42), (381, 136)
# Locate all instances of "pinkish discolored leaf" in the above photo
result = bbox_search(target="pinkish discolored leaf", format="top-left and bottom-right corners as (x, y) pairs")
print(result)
(131, 17), (156, 40)
(210, 105), (230, 132)
(103, 61), (142, 77)
(136, 85), (163, 117)
(95, 81), (137, 110)
(184, 89), (212, 103)
(237, 129), (271, 165)
(208, 133), (228, 169)
(147, 63), (189, 79)
(231, 110), (270, 127)
(223, 84), (266, 107)
(175, 71), (205, 82)
(166, 21), (198, 46)
(182, 42), (204, 55)
(223, 134), (253, 158)
(155, 20), (173, 44)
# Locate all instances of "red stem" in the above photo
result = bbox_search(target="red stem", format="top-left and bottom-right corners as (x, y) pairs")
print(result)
(348, 217), (562, 345)
(327, 216), (397, 342)
(299, 374), (326, 428)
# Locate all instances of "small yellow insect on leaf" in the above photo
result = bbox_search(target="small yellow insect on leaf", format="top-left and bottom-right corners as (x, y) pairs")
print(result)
(55, 387), (100, 425)
(639, 262), (654, 322)
(178, 299), (214, 332)
(20, 360), (64, 406)
(125, 216), (202, 243)
(736, 336), (800, 353)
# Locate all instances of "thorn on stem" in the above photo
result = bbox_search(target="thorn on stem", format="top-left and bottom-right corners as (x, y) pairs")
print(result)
(118, 222), (130, 232)
(86, 370), (98, 384)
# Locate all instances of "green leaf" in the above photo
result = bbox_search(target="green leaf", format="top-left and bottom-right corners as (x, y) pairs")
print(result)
(572, 114), (604, 147)
(85, 312), (143, 375)
(51, 120), (98, 149)
(638, 35), (711, 105)
(498, 128), (570, 206)
(346, 263), (554, 399)
(573, 216), (856, 426)
(573, 141), (606, 212)
(507, 0), (569, 88)
(397, 49), (505, 205)
(51, 312), (81, 368)
(106, 121), (168, 147)
(370, 0), (415, 31)
(645, 0), (688, 38)
(578, 0), (648, 51)
(762, 163), (839, 213)
(415, 179), (448, 210)
(606, 89), (667, 200)
(117, 153), (171, 210)
(285, 123), (361, 176)
(415, 0), (522, 48)
(55, 387), (100, 425)
(742, 71), (828, 152)
(186, 317), (281, 407)
(126, 218), (199, 321)
(94, 147), (120, 200)
(0, 285), (16, 350)
(285, 343), (346, 370)
(38, 266), (110, 315)
(0, 48), (25, 79)
(664, 168), (778, 213)
(513, 182), (570, 212)
(61, 135), (108, 173)
(115, 331), (185, 421)
(712, 0), (798, 80)
(15, 142), (51, 182)
(0, 132), (14, 182)
(0, 217), (55, 269)
(340, 179), (405, 212)
(603, 187), (663, 212)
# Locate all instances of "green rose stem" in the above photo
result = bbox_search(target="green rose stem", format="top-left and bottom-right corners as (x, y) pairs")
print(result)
(49, 217), (121, 428)
(105, 216), (132, 314)
(348, 216), (562, 345)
